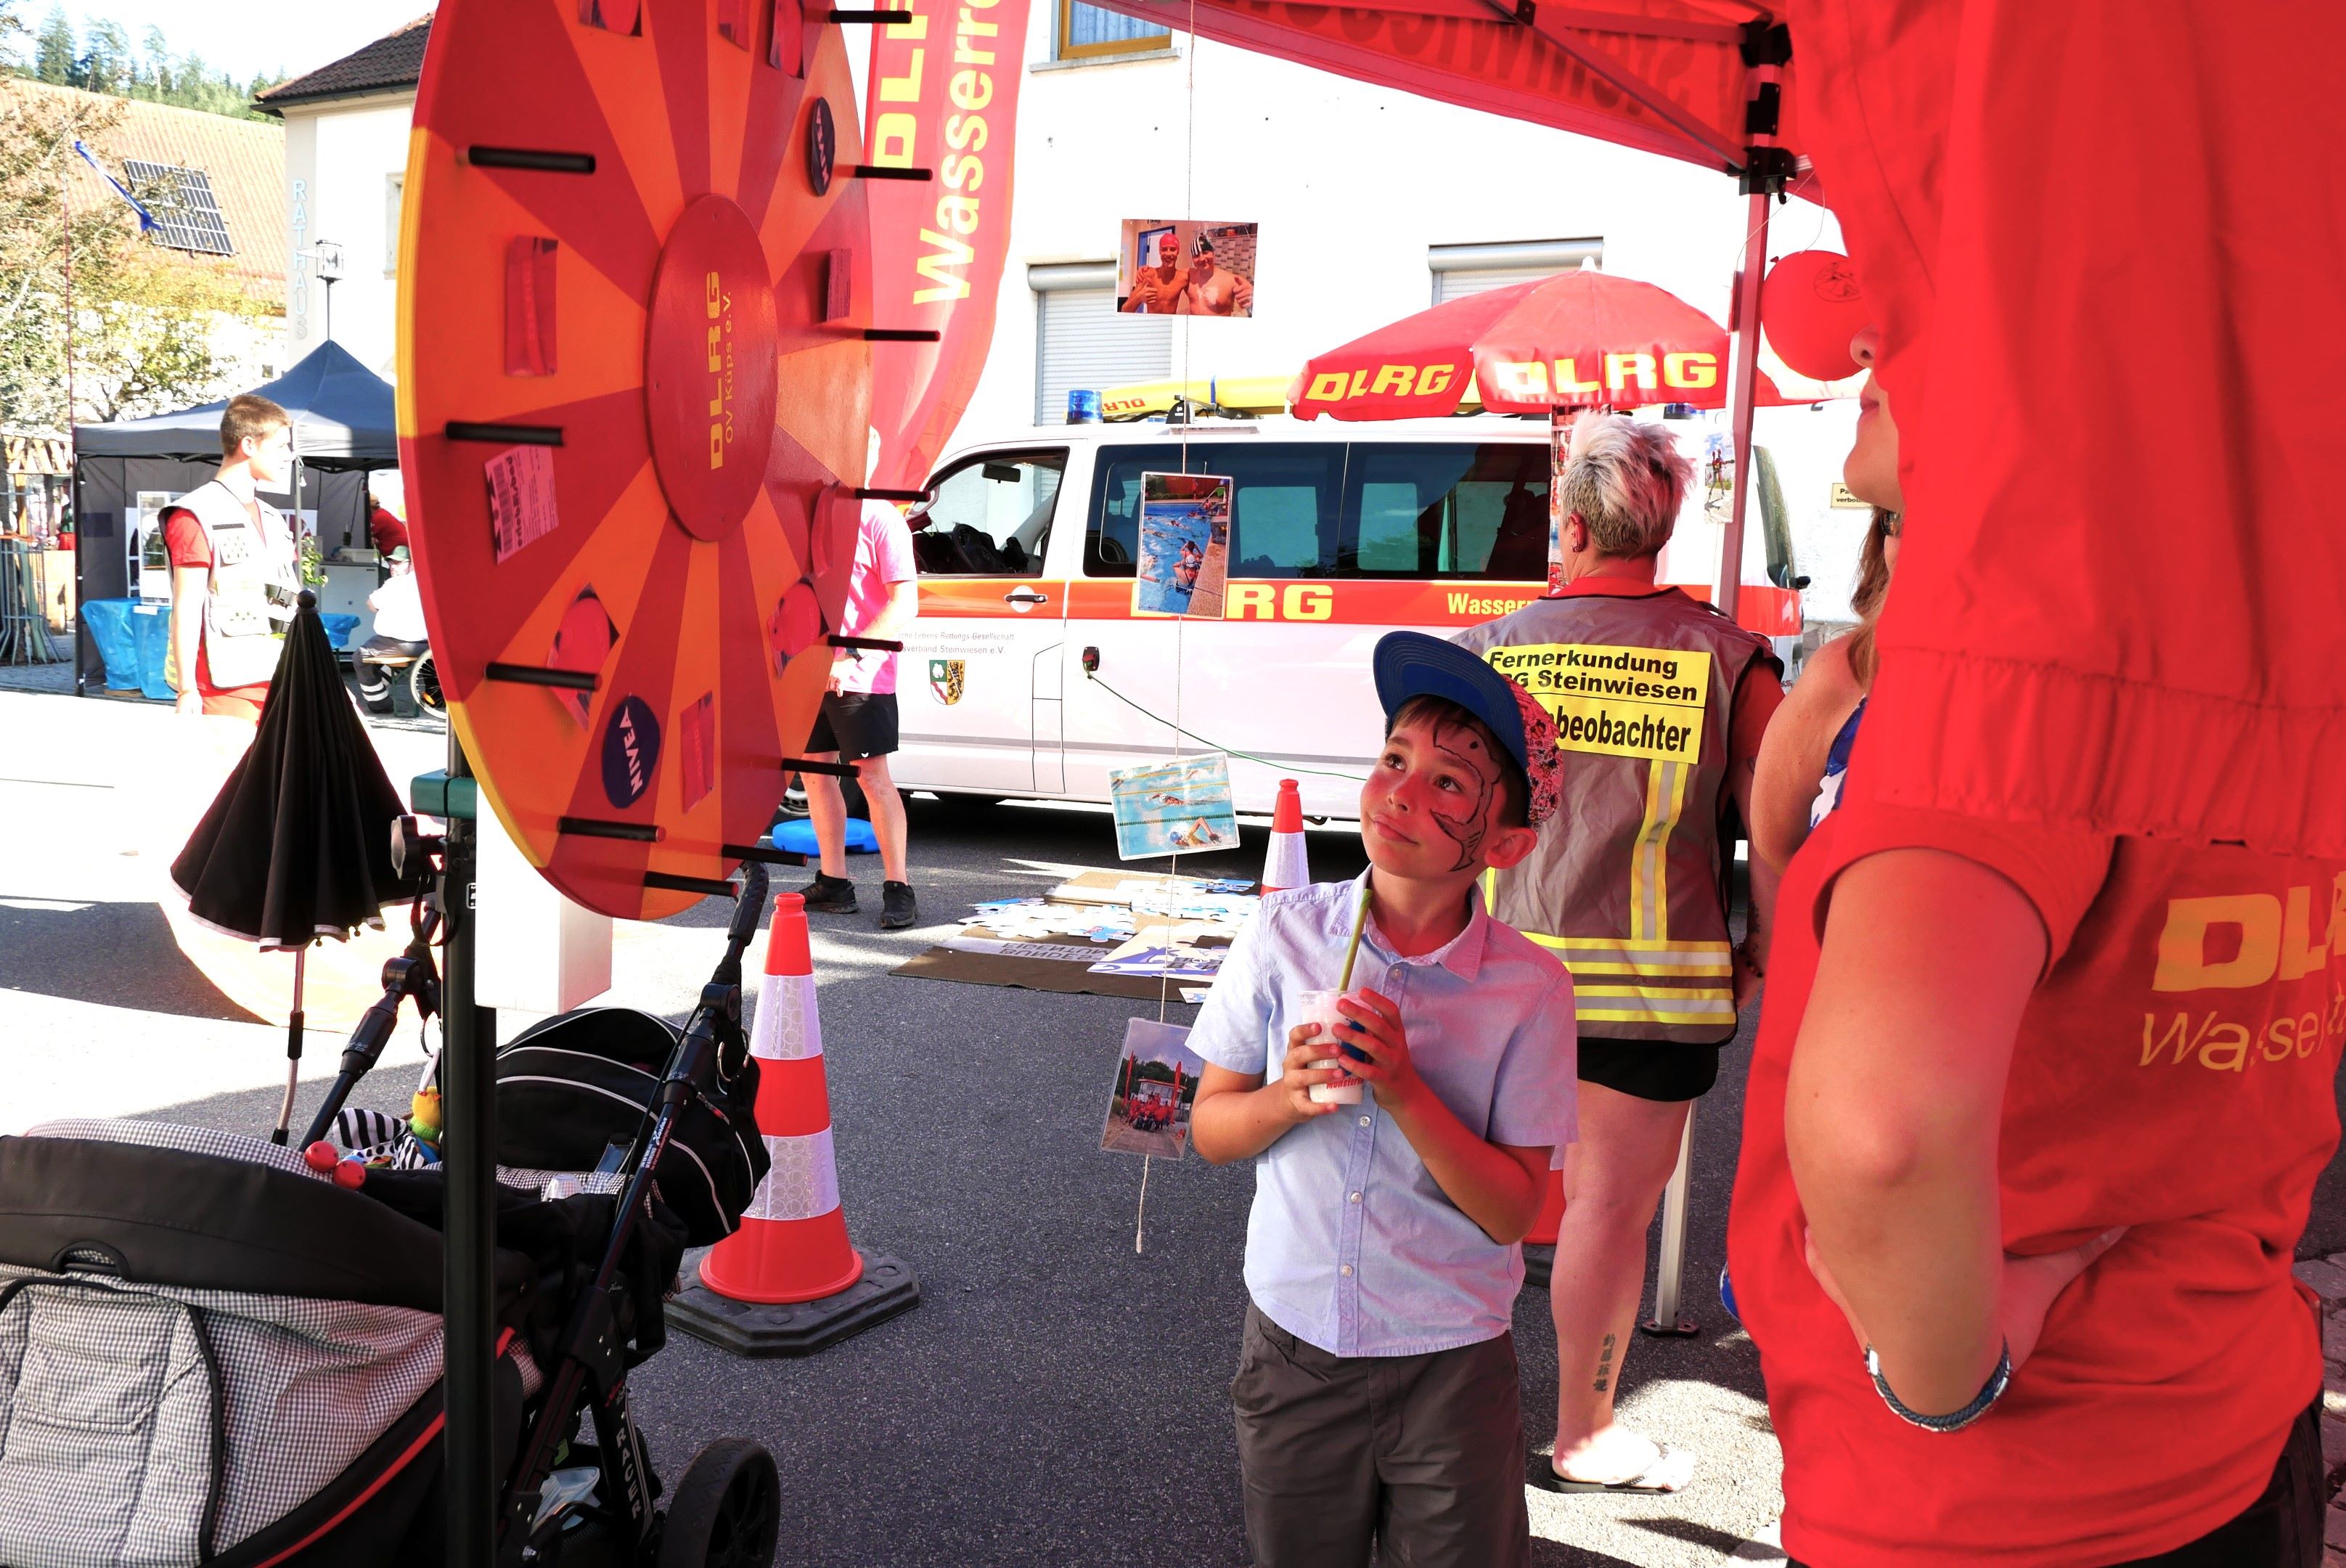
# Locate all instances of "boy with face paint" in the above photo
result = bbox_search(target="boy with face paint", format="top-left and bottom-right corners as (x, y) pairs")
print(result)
(1189, 632), (1576, 1568)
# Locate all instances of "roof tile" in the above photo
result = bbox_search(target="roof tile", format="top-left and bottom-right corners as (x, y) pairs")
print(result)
(257, 14), (431, 110)
(1, 78), (285, 294)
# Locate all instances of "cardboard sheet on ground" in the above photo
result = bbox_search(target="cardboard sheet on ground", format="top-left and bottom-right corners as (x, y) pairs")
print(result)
(891, 870), (1251, 1000)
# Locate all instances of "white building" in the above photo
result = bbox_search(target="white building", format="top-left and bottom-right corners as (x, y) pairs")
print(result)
(257, 15), (428, 382)
(276, 7), (1868, 614)
(935, 5), (1863, 616)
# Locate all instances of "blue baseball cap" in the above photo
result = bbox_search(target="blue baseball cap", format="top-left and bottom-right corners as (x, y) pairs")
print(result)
(1370, 631), (1563, 824)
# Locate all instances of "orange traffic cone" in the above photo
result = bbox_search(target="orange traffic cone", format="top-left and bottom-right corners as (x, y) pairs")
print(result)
(1262, 778), (1309, 893)
(668, 892), (920, 1356)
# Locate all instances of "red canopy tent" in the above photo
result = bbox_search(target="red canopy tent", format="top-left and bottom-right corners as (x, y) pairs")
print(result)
(1090, 0), (2346, 860)
(1094, 0), (1806, 623)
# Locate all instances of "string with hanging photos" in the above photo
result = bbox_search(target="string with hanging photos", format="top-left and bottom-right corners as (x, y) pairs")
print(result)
(1132, 0), (1203, 1256)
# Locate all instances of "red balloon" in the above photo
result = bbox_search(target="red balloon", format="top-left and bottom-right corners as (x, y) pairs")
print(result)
(1761, 250), (1868, 382)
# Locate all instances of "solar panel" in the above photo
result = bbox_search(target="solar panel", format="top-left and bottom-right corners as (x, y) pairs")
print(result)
(121, 160), (235, 257)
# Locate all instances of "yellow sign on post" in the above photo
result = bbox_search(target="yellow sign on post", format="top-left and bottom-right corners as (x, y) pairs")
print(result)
(1484, 643), (1712, 764)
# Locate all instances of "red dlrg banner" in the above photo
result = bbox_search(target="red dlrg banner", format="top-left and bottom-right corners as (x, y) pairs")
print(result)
(862, 0), (1027, 492)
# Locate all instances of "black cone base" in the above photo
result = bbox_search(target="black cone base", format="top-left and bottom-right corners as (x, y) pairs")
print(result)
(669, 1250), (920, 1357)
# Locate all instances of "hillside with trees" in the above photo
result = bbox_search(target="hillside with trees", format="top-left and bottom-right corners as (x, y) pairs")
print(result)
(15, 5), (285, 120)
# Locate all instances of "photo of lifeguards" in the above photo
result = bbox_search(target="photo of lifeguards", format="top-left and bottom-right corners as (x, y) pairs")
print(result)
(1101, 1018), (1209, 1159)
(1116, 219), (1259, 317)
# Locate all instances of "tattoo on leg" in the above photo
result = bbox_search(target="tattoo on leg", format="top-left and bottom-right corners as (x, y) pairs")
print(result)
(1594, 1332), (1616, 1394)
(1426, 714), (1502, 872)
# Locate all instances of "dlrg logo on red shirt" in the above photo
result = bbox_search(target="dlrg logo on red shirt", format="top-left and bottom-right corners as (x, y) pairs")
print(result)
(2142, 874), (2346, 1071)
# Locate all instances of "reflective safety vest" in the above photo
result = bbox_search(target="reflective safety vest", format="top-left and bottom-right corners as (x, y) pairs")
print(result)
(166, 480), (294, 693)
(1451, 587), (1779, 1043)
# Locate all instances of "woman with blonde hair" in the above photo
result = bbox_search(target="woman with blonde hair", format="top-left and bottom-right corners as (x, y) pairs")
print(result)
(1749, 494), (1900, 871)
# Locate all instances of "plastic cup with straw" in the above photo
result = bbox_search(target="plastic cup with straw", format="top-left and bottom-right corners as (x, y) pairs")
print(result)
(1300, 883), (1373, 1106)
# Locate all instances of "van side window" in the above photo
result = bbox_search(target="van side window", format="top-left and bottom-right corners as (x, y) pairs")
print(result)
(1086, 443), (1348, 578)
(911, 450), (1067, 577)
(1338, 443), (1549, 580)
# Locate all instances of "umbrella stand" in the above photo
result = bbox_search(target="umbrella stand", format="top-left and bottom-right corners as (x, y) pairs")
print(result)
(271, 941), (311, 1145)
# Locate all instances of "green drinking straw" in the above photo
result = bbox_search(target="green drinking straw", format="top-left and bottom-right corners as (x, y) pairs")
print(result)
(1337, 881), (1373, 992)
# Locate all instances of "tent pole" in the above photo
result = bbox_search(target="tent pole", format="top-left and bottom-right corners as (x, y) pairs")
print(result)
(1717, 187), (1770, 626)
(441, 727), (498, 1568)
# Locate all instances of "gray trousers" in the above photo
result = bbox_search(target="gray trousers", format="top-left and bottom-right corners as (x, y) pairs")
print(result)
(1231, 1304), (1532, 1568)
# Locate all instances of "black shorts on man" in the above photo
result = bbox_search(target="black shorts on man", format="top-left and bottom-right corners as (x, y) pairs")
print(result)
(808, 692), (899, 761)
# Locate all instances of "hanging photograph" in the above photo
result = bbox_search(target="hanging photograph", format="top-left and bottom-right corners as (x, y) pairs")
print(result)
(1131, 471), (1231, 618)
(1100, 1018), (1209, 1159)
(1109, 754), (1241, 860)
(1116, 219), (1259, 317)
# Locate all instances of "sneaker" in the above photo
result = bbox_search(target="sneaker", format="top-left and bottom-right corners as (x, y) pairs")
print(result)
(878, 881), (918, 931)
(798, 872), (857, 914)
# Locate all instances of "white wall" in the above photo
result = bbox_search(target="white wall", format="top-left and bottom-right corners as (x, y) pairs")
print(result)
(282, 93), (414, 380)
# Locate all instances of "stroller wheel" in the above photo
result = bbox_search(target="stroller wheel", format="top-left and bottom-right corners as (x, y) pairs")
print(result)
(658, 1437), (779, 1568)
(411, 649), (446, 718)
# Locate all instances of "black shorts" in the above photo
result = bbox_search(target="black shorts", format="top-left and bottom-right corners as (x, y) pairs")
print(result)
(1577, 1036), (1722, 1103)
(806, 691), (899, 762)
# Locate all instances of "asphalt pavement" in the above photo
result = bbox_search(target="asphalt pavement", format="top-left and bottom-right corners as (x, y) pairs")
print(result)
(9, 679), (2346, 1567)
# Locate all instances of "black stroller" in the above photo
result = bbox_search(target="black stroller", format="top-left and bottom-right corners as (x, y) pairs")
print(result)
(0, 865), (782, 1568)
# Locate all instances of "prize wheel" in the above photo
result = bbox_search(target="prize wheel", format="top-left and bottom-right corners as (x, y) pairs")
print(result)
(399, 0), (872, 919)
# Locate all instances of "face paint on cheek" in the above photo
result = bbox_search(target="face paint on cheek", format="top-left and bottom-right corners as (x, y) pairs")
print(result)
(1426, 718), (1500, 873)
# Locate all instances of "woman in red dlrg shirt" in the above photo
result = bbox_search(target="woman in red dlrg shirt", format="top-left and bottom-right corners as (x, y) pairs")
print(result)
(1728, 332), (2341, 1567)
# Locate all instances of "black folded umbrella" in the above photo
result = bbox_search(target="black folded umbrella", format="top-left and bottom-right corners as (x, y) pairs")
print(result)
(173, 591), (425, 1140)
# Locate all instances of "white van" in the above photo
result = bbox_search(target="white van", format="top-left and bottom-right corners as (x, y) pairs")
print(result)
(893, 413), (1802, 821)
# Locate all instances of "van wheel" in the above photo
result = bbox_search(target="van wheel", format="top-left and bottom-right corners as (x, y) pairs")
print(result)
(657, 1438), (778, 1568)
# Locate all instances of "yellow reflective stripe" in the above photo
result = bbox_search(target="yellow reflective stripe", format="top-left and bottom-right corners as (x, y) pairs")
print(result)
(1579, 1005), (1739, 1026)
(1630, 759), (1663, 939)
(1574, 984), (1734, 1005)
(1522, 931), (1732, 975)
(1627, 757), (1692, 942)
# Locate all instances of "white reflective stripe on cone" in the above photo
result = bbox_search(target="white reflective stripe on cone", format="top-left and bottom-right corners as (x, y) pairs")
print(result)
(744, 1129), (841, 1221)
(1263, 835), (1309, 891)
(750, 971), (823, 1062)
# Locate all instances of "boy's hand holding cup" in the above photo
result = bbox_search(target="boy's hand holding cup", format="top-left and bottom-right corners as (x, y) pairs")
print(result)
(1296, 988), (1370, 1105)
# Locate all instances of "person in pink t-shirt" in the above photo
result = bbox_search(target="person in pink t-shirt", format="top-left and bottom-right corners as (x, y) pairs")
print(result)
(801, 499), (922, 928)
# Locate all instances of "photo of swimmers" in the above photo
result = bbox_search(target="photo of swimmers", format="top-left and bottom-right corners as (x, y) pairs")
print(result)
(1116, 219), (1259, 317)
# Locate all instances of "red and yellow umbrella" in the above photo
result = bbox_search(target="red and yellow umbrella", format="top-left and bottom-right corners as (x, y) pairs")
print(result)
(398, 0), (875, 919)
(1291, 266), (1791, 421)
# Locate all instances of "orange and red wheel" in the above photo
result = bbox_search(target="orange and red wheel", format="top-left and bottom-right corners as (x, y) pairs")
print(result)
(398, 0), (872, 919)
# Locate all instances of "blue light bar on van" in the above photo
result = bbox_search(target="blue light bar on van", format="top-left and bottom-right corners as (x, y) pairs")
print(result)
(1066, 389), (1103, 425)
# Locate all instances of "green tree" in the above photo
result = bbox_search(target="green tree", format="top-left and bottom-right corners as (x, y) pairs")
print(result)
(32, 6), (71, 84)
(12, 8), (285, 121)
(0, 87), (274, 428)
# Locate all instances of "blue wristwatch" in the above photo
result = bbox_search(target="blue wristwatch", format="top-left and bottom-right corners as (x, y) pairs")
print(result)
(1865, 1340), (2011, 1432)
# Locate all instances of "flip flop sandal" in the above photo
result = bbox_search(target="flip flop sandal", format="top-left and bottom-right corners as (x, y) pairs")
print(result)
(1529, 1442), (1694, 1495)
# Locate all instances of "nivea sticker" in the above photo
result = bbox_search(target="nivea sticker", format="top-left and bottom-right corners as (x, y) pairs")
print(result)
(600, 695), (662, 809)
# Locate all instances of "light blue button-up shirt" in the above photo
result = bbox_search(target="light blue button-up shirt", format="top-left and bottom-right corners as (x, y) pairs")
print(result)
(1190, 873), (1577, 1357)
